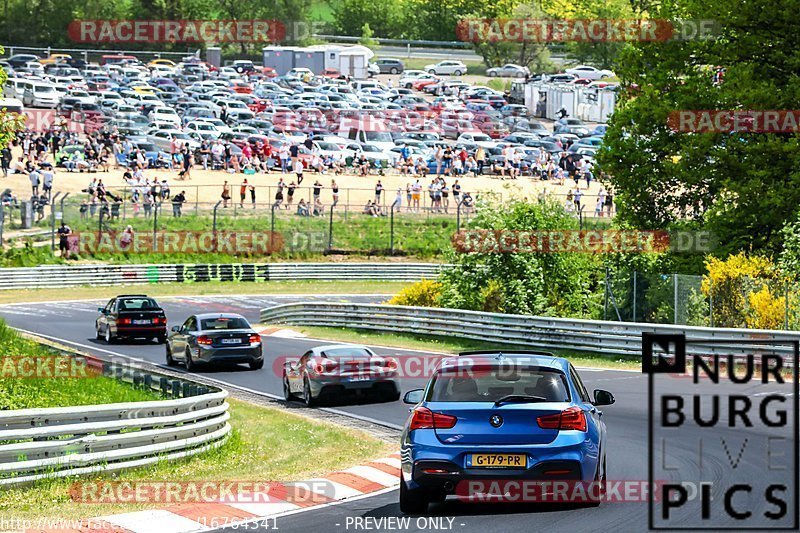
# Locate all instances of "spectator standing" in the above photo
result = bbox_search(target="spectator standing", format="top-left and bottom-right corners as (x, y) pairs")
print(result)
(1, 147), (10, 177)
(29, 168), (41, 196)
(392, 187), (402, 211)
(42, 167), (54, 200)
(294, 158), (304, 184)
(57, 221), (71, 258)
(249, 184), (256, 208)
(172, 190), (186, 217)
(287, 181), (296, 210)
(331, 179), (339, 207)
(221, 181), (231, 207)
(375, 180), (383, 205)
(240, 178), (249, 208)
(313, 180), (322, 203)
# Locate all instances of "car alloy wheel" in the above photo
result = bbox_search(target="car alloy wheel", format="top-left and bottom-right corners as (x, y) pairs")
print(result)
(390, 68), (399, 74)
(454, 70), (463, 76)
(166, 345), (176, 366)
(104, 327), (112, 344)
(283, 374), (293, 400)
(303, 378), (316, 407)
(95, 326), (102, 340)
(185, 348), (195, 371)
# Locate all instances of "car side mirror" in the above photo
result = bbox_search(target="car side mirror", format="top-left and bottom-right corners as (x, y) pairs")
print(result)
(97, 307), (105, 313)
(171, 326), (179, 332)
(593, 389), (615, 406)
(403, 389), (424, 405)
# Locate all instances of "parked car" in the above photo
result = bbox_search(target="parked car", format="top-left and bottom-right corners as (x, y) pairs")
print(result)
(554, 118), (591, 137)
(564, 65), (614, 81)
(374, 58), (405, 75)
(486, 64), (530, 78)
(424, 60), (468, 76)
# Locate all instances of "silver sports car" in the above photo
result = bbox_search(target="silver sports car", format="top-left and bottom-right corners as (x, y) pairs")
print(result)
(283, 344), (400, 406)
(166, 313), (264, 371)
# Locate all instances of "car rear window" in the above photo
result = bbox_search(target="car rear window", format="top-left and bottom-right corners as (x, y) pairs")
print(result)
(320, 347), (372, 360)
(118, 298), (159, 310)
(429, 366), (570, 403)
(200, 317), (250, 330)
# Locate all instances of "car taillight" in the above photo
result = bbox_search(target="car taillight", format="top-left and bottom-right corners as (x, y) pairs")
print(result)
(409, 407), (457, 431)
(385, 357), (398, 371)
(196, 335), (213, 346)
(249, 333), (261, 344)
(118, 318), (131, 325)
(153, 317), (166, 325)
(537, 406), (587, 432)
(313, 359), (338, 374)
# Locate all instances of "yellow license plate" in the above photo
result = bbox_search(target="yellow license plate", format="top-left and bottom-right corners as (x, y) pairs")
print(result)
(468, 454), (527, 468)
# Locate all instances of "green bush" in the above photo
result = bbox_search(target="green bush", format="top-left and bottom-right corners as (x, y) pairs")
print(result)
(386, 279), (442, 307)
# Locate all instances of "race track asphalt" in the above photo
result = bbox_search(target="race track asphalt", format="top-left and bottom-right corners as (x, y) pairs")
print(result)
(1, 295), (795, 533)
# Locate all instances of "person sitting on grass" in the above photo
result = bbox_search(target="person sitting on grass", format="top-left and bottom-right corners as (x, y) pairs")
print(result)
(363, 200), (379, 217)
(313, 196), (324, 216)
(358, 155), (370, 177)
(296, 198), (310, 216)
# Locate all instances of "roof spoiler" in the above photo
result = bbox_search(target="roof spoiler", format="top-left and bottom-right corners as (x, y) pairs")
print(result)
(458, 350), (555, 357)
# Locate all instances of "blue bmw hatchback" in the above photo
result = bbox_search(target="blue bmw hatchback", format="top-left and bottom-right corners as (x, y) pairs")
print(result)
(399, 351), (615, 514)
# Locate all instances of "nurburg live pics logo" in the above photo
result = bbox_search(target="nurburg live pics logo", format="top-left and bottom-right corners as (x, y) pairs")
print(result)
(643, 333), (799, 530)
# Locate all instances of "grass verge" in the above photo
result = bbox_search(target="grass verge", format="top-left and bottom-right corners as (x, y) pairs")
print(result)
(0, 322), (163, 409)
(287, 325), (642, 371)
(0, 280), (411, 305)
(0, 398), (392, 521)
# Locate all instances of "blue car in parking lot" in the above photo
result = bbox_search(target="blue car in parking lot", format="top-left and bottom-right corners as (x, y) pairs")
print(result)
(399, 351), (615, 514)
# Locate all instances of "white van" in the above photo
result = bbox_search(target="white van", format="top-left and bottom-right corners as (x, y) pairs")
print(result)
(23, 82), (59, 108)
(340, 122), (395, 152)
(351, 80), (379, 93)
(0, 97), (24, 114)
(3, 78), (29, 99)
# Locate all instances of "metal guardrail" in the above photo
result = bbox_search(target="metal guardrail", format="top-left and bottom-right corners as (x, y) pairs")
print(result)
(0, 353), (230, 487)
(0, 262), (445, 290)
(260, 302), (800, 360)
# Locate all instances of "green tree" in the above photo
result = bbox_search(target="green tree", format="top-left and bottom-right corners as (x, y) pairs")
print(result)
(0, 46), (25, 149)
(333, 0), (403, 38)
(598, 0), (800, 258)
(439, 198), (603, 316)
(468, 2), (554, 72)
(359, 22), (377, 47)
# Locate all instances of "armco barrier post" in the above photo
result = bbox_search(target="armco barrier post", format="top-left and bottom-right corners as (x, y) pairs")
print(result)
(390, 203), (395, 253)
(152, 202), (159, 252)
(50, 192), (62, 251)
(327, 204), (334, 251)
(212, 200), (222, 244)
(270, 203), (276, 253)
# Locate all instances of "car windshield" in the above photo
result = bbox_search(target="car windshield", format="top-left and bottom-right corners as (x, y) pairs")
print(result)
(200, 317), (250, 330)
(320, 347), (373, 360)
(429, 365), (570, 403)
(365, 131), (392, 142)
(118, 298), (159, 310)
